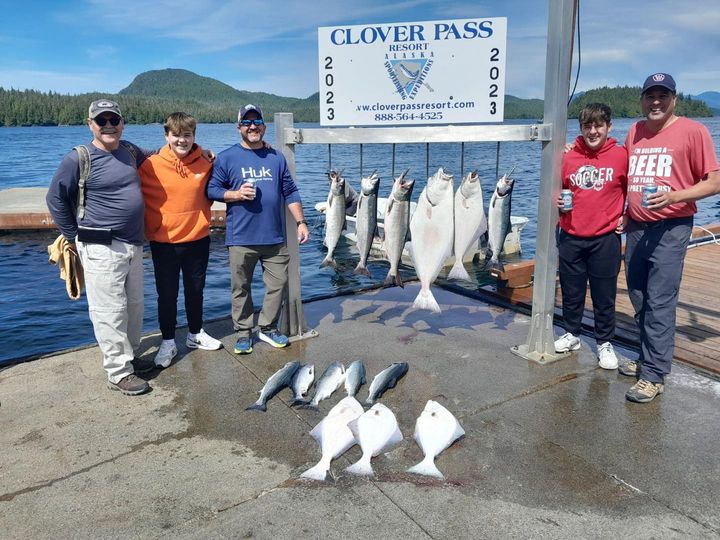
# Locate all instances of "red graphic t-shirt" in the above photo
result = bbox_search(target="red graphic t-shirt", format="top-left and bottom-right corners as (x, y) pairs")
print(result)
(625, 117), (719, 222)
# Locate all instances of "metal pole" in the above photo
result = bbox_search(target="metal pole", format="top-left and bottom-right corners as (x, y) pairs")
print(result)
(274, 112), (318, 341)
(512, 0), (576, 363)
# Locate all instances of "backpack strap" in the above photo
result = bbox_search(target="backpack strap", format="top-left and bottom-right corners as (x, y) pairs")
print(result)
(73, 145), (91, 219)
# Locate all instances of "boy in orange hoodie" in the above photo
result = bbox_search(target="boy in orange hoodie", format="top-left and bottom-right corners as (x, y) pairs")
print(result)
(140, 112), (223, 367)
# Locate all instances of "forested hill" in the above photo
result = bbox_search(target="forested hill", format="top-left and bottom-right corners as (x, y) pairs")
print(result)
(0, 68), (714, 126)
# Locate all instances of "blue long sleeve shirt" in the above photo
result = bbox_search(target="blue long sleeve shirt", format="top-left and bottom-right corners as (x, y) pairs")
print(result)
(207, 144), (302, 246)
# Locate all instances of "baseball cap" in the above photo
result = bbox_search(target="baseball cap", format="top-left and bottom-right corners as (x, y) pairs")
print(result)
(641, 73), (676, 95)
(88, 99), (123, 119)
(238, 104), (263, 122)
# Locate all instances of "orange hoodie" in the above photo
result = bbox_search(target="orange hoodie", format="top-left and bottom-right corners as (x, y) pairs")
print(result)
(140, 144), (213, 243)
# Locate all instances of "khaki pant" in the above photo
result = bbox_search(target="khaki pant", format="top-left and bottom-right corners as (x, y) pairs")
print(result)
(229, 244), (288, 338)
(77, 239), (144, 383)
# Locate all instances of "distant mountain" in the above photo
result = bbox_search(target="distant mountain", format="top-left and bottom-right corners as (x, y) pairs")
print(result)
(119, 68), (318, 121)
(568, 86), (712, 118)
(690, 91), (720, 115)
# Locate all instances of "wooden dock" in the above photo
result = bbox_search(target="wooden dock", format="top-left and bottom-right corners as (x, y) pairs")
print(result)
(483, 230), (720, 377)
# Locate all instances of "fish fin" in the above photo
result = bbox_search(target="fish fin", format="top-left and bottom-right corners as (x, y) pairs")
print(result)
(452, 424), (466, 442)
(413, 289), (441, 313)
(309, 422), (324, 442)
(407, 459), (444, 479)
(386, 198), (394, 214)
(344, 460), (374, 477)
(300, 462), (329, 481)
(396, 273), (404, 288)
(353, 263), (371, 277)
(387, 426), (404, 447)
(486, 259), (505, 275)
(299, 403), (319, 411)
(347, 418), (361, 440)
(289, 398), (308, 407)
(383, 272), (396, 288)
(447, 261), (470, 281)
(319, 256), (336, 269)
(245, 402), (267, 412)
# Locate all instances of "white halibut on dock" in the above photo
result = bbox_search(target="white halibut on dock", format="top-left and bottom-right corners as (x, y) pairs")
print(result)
(407, 400), (465, 480)
(448, 171), (487, 281)
(344, 403), (403, 477)
(409, 167), (455, 312)
(301, 396), (364, 481)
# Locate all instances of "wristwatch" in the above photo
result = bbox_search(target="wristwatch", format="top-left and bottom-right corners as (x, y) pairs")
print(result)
(297, 219), (308, 226)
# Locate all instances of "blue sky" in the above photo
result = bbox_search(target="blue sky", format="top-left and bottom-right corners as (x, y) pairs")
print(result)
(2, 0), (718, 99)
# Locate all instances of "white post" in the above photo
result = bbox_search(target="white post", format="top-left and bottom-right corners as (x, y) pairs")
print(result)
(274, 112), (318, 341)
(512, 0), (576, 363)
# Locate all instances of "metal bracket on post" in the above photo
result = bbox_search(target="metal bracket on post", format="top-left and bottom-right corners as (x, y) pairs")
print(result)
(512, 0), (577, 364)
(274, 112), (318, 342)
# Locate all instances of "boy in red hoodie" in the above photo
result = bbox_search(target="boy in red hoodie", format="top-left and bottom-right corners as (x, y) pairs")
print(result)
(554, 103), (628, 370)
(140, 112), (223, 367)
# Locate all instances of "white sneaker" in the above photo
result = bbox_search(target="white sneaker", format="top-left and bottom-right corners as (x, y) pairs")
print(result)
(186, 329), (223, 351)
(597, 341), (619, 370)
(555, 332), (581, 353)
(155, 339), (177, 368)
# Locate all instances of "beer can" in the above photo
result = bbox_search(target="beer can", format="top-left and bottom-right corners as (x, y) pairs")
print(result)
(642, 184), (658, 208)
(560, 189), (573, 211)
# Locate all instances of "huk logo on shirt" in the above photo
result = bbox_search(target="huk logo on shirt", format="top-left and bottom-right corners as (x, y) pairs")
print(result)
(241, 166), (273, 180)
(569, 165), (614, 191)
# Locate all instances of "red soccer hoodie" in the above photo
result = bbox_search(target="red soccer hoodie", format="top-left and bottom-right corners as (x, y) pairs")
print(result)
(140, 144), (213, 243)
(559, 135), (628, 237)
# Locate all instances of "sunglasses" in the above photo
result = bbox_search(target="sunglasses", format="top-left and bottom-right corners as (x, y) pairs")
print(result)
(94, 116), (122, 127)
(239, 119), (265, 126)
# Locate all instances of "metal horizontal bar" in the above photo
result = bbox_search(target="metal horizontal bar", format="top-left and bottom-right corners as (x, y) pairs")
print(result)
(284, 123), (553, 145)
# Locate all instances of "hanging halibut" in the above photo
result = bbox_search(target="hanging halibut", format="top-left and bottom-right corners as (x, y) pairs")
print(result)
(409, 167), (455, 312)
(448, 170), (487, 281)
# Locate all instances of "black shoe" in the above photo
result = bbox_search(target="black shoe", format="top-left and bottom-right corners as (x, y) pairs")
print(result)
(132, 357), (156, 374)
(107, 374), (150, 396)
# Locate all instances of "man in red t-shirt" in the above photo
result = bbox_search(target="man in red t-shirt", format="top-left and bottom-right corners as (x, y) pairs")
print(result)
(622, 73), (720, 403)
(554, 103), (627, 371)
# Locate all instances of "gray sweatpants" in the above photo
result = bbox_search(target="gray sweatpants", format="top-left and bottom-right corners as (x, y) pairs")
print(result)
(229, 244), (289, 338)
(624, 217), (692, 384)
(77, 239), (144, 384)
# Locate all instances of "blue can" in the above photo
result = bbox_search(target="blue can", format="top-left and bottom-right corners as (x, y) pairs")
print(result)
(642, 184), (658, 208)
(560, 189), (573, 211)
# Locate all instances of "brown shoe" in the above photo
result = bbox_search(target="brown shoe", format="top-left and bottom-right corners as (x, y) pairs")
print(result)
(625, 379), (664, 403)
(107, 374), (150, 396)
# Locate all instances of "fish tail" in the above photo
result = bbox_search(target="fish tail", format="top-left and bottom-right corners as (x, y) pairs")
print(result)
(299, 403), (319, 411)
(447, 261), (470, 281)
(300, 462), (329, 481)
(319, 256), (336, 269)
(407, 458), (444, 479)
(383, 271), (396, 287)
(353, 263), (371, 277)
(485, 259), (505, 275)
(289, 398), (307, 407)
(413, 288), (441, 313)
(245, 402), (267, 412)
(344, 459), (374, 477)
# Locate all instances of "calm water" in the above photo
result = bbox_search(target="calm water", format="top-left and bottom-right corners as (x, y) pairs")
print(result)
(2, 118), (720, 363)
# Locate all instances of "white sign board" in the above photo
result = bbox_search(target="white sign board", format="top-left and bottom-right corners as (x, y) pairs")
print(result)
(318, 18), (507, 126)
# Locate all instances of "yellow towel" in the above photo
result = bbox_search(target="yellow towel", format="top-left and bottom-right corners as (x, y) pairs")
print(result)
(48, 235), (84, 300)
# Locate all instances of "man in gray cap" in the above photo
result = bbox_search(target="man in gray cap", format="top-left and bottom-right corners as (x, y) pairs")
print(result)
(207, 104), (309, 355)
(46, 99), (155, 395)
(620, 74), (720, 402)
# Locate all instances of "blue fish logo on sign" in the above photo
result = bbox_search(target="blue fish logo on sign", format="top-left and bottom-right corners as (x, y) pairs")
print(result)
(387, 58), (433, 100)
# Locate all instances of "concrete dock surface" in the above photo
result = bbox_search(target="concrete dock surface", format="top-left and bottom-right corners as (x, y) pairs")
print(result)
(2, 284), (719, 539)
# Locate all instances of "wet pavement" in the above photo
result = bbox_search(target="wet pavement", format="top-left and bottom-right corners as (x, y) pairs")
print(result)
(2, 283), (719, 539)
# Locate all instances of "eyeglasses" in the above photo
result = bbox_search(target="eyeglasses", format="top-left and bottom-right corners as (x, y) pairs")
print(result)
(94, 116), (122, 127)
(239, 119), (264, 126)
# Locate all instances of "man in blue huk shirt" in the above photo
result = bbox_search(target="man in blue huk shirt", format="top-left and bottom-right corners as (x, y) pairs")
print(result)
(207, 104), (309, 355)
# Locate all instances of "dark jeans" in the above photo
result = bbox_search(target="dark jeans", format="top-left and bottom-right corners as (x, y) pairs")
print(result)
(558, 230), (622, 343)
(150, 236), (210, 339)
(624, 217), (692, 384)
